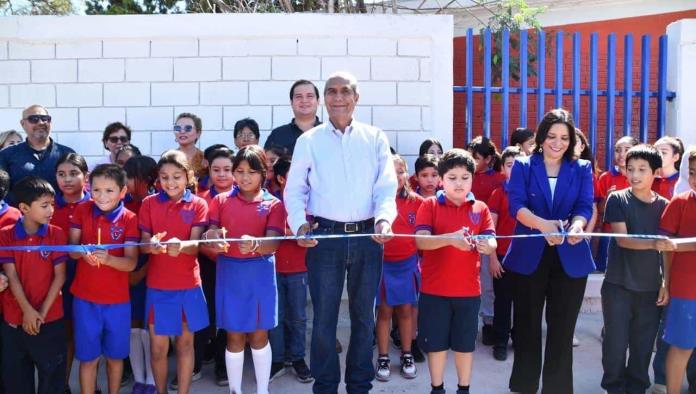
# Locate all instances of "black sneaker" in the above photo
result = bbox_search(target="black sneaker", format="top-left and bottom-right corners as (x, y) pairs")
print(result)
(411, 340), (425, 363)
(215, 364), (228, 386)
(430, 386), (446, 394)
(270, 361), (286, 382)
(493, 344), (507, 361)
(482, 324), (495, 346)
(168, 368), (202, 390)
(291, 359), (314, 383)
(390, 327), (402, 349)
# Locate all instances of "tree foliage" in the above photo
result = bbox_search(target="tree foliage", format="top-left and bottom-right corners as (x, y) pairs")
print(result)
(0, 0), (73, 15)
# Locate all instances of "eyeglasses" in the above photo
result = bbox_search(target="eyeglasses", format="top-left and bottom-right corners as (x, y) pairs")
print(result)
(173, 125), (195, 133)
(24, 115), (52, 124)
(108, 136), (129, 144)
(236, 133), (257, 140)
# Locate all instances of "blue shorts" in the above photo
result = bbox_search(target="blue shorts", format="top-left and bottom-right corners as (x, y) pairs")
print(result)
(378, 254), (420, 306)
(417, 293), (480, 353)
(664, 297), (696, 349)
(62, 259), (77, 320)
(145, 287), (209, 336)
(73, 297), (130, 361)
(216, 254), (277, 333)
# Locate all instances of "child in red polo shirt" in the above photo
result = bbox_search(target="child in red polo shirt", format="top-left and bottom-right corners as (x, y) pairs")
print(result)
(409, 139), (444, 190)
(0, 176), (67, 392)
(415, 149), (496, 394)
(203, 145), (284, 394)
(653, 136), (684, 200)
(375, 154), (423, 382)
(68, 164), (139, 394)
(0, 170), (20, 229)
(139, 150), (209, 394)
(655, 149), (696, 394)
(415, 154), (440, 199)
(487, 146), (523, 362)
(268, 156), (314, 384)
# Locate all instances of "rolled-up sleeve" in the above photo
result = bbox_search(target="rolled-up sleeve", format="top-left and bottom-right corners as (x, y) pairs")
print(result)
(571, 160), (594, 222)
(507, 158), (529, 220)
(284, 135), (312, 235)
(372, 130), (397, 225)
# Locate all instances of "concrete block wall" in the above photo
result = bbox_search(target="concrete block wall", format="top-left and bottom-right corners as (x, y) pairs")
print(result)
(0, 14), (453, 170)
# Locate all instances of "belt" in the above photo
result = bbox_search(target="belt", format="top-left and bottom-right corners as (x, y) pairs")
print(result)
(313, 217), (375, 233)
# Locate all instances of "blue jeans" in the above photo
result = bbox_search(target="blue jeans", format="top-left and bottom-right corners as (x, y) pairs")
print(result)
(269, 272), (309, 363)
(306, 225), (382, 394)
(653, 307), (696, 388)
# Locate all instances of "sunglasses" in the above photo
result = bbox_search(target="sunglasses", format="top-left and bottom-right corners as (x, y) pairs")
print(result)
(173, 125), (195, 133)
(24, 115), (52, 124)
(108, 136), (129, 144)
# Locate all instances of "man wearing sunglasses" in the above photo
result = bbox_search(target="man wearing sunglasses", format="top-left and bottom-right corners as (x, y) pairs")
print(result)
(0, 105), (75, 204)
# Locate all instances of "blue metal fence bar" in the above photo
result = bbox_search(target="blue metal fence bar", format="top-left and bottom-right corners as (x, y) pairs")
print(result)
(452, 86), (673, 98)
(465, 28), (474, 143)
(483, 28), (492, 138)
(520, 30), (528, 128)
(589, 32), (599, 158)
(537, 29), (546, 124)
(640, 35), (650, 143)
(555, 31), (564, 109)
(657, 34), (668, 139)
(573, 32), (581, 128)
(606, 33), (617, 170)
(623, 34), (633, 136)
(502, 28), (510, 147)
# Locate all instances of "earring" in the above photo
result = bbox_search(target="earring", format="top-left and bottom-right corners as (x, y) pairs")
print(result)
(538, 146), (543, 153)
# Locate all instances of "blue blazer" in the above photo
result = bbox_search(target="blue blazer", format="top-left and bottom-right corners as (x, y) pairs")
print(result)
(502, 154), (595, 277)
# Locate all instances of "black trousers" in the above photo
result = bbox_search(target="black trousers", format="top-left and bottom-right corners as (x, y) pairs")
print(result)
(1, 320), (67, 394)
(508, 246), (587, 394)
(493, 254), (514, 346)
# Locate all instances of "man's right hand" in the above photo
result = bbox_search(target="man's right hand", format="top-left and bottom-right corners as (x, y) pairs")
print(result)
(297, 222), (319, 248)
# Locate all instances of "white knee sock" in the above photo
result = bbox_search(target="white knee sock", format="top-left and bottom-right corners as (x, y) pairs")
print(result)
(226, 349), (244, 394)
(251, 343), (272, 394)
(130, 328), (146, 383)
(140, 328), (155, 385)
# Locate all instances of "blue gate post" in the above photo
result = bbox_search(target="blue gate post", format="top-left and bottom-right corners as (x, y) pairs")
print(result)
(466, 28), (474, 143)
(640, 35), (650, 143)
(657, 35), (668, 139)
(589, 33), (599, 160)
(519, 30), (528, 128)
(484, 28), (492, 138)
(623, 34), (633, 137)
(502, 28), (510, 147)
(573, 32), (581, 128)
(606, 33), (617, 170)
(537, 29), (546, 125)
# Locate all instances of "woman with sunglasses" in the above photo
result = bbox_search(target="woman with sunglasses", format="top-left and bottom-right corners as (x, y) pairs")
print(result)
(97, 122), (132, 166)
(174, 113), (205, 180)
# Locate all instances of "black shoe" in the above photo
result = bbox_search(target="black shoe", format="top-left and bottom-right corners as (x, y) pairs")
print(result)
(430, 386), (446, 394)
(493, 344), (507, 361)
(291, 359), (314, 383)
(482, 324), (495, 346)
(270, 361), (286, 382)
(456, 388), (470, 394)
(411, 340), (425, 363)
(120, 368), (133, 388)
(63, 386), (72, 394)
(215, 364), (228, 386)
(390, 327), (402, 349)
(168, 368), (202, 390)
(335, 339), (343, 354)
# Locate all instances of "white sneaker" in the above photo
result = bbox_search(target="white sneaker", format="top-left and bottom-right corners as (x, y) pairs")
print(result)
(400, 353), (417, 379)
(650, 383), (667, 394)
(572, 335), (580, 347)
(375, 356), (391, 382)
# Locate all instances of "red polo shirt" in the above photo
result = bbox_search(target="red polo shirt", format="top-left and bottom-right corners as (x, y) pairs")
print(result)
(0, 220), (67, 325)
(384, 193), (423, 262)
(652, 172), (680, 200)
(416, 191), (495, 297)
(597, 167), (630, 231)
(659, 190), (696, 299)
(488, 184), (515, 256)
(0, 202), (20, 230)
(139, 190), (208, 290)
(472, 169), (505, 204)
(51, 192), (91, 237)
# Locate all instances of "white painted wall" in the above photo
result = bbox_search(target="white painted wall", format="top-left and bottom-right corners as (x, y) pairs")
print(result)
(667, 19), (696, 148)
(0, 14), (453, 170)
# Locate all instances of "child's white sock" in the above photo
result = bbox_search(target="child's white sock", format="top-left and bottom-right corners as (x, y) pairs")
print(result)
(251, 342), (272, 394)
(226, 349), (244, 394)
(140, 328), (155, 385)
(129, 328), (145, 383)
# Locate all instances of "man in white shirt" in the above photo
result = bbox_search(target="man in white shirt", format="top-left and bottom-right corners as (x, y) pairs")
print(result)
(284, 71), (397, 394)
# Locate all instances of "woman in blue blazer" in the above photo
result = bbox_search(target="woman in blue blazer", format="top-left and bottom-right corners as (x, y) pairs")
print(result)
(503, 109), (595, 394)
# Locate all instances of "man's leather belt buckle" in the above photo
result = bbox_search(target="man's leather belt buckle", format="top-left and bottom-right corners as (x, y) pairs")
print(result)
(344, 222), (359, 233)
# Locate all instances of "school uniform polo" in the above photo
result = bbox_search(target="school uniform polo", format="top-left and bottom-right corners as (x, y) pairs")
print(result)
(472, 168), (505, 204)
(652, 172), (680, 200)
(597, 168), (630, 225)
(384, 193), (423, 262)
(0, 201), (20, 230)
(196, 184), (223, 206)
(488, 184), (515, 257)
(275, 207), (308, 275)
(0, 220), (67, 326)
(52, 192), (91, 237)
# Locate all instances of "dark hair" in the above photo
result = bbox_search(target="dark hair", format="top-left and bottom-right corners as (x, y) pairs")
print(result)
(102, 122), (132, 149)
(468, 135), (501, 171)
(273, 156), (291, 181)
(574, 129), (599, 173)
(626, 144), (663, 173)
(204, 144), (231, 162)
(534, 108), (577, 162)
(89, 163), (127, 189)
(510, 127), (535, 146)
(615, 135), (640, 148)
(209, 148), (235, 165)
(233, 145), (268, 182)
(56, 152), (88, 174)
(501, 146), (523, 163)
(13, 176), (55, 207)
(0, 169), (9, 201)
(438, 148), (475, 176)
(234, 118), (260, 140)
(123, 155), (158, 190)
(176, 113), (202, 133)
(415, 154), (439, 175)
(655, 136), (685, 170)
(289, 80), (320, 100)
(266, 145), (289, 160)
(115, 144), (141, 160)
(158, 150), (196, 192)
(389, 146), (397, 155)
(418, 139), (443, 157)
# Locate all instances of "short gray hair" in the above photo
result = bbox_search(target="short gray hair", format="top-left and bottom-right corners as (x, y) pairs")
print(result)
(324, 71), (359, 95)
